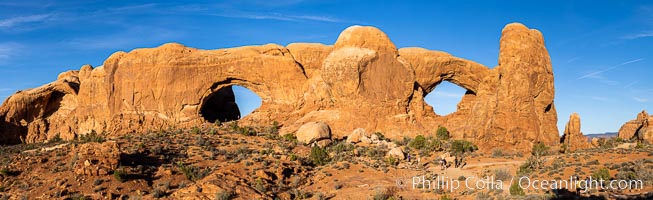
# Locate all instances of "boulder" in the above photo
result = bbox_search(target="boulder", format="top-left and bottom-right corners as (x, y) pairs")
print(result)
(387, 147), (405, 160)
(591, 138), (600, 147)
(295, 122), (331, 145)
(346, 128), (366, 143)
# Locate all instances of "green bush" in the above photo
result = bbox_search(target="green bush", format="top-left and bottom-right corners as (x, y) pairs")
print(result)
(509, 181), (525, 196)
(113, 168), (127, 182)
(385, 156), (399, 166)
(531, 142), (549, 157)
(409, 135), (427, 149)
(309, 146), (330, 166)
(436, 126), (450, 140)
(177, 162), (210, 181)
(592, 168), (610, 181)
(79, 130), (105, 143)
(215, 190), (234, 200)
(374, 132), (387, 141)
(289, 154), (298, 161)
(282, 133), (298, 143)
(190, 126), (201, 134)
(450, 140), (478, 155)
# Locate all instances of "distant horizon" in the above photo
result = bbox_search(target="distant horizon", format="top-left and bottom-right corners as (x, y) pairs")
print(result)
(1, 1), (651, 135)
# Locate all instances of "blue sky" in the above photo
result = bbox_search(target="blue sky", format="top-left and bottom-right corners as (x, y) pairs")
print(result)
(1, 0), (651, 134)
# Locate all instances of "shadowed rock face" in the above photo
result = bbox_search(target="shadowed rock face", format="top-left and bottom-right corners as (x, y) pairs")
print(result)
(560, 113), (591, 151)
(0, 23), (559, 151)
(618, 110), (653, 143)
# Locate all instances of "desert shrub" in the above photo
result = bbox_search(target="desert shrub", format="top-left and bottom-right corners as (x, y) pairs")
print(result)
(494, 168), (511, 181)
(289, 154), (298, 161)
(113, 168), (127, 182)
(190, 126), (201, 134)
(309, 146), (330, 166)
(254, 178), (266, 192)
(409, 135), (427, 149)
(385, 156), (399, 166)
(559, 144), (568, 154)
(238, 126), (256, 136)
(282, 133), (298, 143)
(550, 158), (565, 171)
(532, 142), (550, 157)
(79, 130), (105, 143)
(436, 126), (450, 140)
(329, 141), (354, 154)
(509, 181), (525, 196)
(366, 145), (388, 159)
(177, 162), (210, 181)
(451, 140), (478, 154)
(266, 121), (280, 135)
(492, 149), (504, 158)
(586, 160), (600, 165)
(374, 132), (388, 141)
(372, 187), (397, 200)
(522, 142), (549, 171)
(592, 168), (610, 181)
(475, 192), (491, 200)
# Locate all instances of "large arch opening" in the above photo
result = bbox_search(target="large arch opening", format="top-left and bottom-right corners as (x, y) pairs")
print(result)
(199, 85), (262, 123)
(424, 81), (468, 116)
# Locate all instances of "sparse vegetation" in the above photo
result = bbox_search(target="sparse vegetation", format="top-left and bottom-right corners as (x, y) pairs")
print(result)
(509, 180), (525, 196)
(436, 126), (450, 140)
(409, 135), (427, 150)
(309, 146), (330, 166)
(215, 190), (234, 200)
(177, 162), (211, 181)
(494, 168), (511, 181)
(592, 168), (610, 181)
(112, 168), (127, 182)
(79, 130), (105, 143)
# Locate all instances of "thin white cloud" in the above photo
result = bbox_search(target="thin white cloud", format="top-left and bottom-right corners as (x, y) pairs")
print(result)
(105, 3), (157, 12)
(0, 42), (21, 63)
(0, 14), (53, 28)
(213, 12), (343, 23)
(624, 80), (639, 89)
(566, 57), (580, 63)
(633, 97), (649, 103)
(622, 31), (653, 40)
(0, 88), (13, 92)
(577, 58), (644, 80)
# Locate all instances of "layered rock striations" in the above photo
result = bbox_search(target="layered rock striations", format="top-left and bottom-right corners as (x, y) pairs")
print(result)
(0, 23), (559, 151)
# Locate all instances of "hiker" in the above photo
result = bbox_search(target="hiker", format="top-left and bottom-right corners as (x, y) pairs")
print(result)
(407, 153), (411, 162)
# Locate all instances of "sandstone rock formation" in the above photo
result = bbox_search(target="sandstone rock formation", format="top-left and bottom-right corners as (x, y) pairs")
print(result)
(618, 110), (653, 143)
(0, 23), (559, 151)
(295, 121), (331, 145)
(560, 113), (591, 151)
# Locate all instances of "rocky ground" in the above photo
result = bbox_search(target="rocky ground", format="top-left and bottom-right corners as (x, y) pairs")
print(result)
(0, 122), (652, 200)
